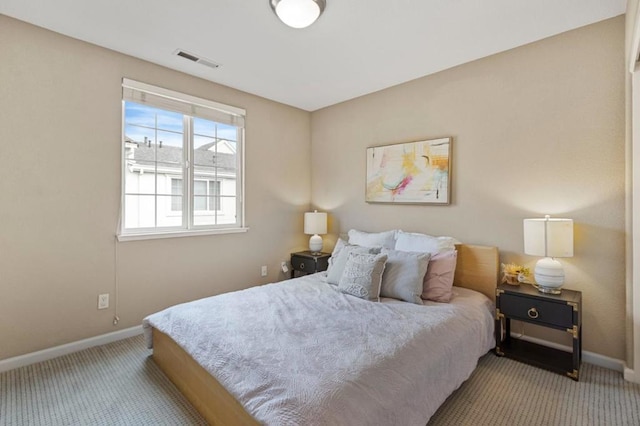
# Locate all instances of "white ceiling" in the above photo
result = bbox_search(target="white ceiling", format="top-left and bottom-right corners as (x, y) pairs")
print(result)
(0, 0), (627, 111)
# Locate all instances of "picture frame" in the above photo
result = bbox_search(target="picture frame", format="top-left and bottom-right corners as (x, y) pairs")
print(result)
(365, 137), (452, 205)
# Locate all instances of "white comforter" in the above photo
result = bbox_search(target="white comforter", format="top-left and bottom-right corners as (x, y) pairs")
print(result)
(143, 273), (494, 425)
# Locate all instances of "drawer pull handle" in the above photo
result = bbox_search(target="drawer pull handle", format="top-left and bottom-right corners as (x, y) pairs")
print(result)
(300, 262), (305, 269)
(528, 308), (539, 319)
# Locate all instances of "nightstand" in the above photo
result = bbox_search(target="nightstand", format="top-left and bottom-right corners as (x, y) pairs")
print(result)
(290, 251), (330, 278)
(495, 283), (582, 381)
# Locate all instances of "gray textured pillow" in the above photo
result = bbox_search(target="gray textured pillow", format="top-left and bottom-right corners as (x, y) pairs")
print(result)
(380, 248), (431, 304)
(338, 252), (388, 302)
(327, 244), (380, 285)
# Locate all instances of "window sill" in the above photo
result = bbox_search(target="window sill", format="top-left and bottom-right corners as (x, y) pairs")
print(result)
(117, 227), (249, 242)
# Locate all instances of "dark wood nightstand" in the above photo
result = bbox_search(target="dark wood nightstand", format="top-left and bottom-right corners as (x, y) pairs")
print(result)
(495, 283), (582, 381)
(290, 251), (330, 278)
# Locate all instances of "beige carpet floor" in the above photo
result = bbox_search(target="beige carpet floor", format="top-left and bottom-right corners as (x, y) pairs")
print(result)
(429, 352), (640, 425)
(1, 334), (639, 425)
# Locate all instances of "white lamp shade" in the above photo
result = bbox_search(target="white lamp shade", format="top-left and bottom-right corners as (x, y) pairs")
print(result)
(304, 211), (327, 235)
(523, 217), (573, 258)
(274, 0), (322, 29)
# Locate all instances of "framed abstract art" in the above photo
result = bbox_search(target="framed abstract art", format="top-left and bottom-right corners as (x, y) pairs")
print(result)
(366, 137), (452, 204)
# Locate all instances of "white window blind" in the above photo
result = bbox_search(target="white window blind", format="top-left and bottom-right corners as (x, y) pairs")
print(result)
(122, 78), (245, 128)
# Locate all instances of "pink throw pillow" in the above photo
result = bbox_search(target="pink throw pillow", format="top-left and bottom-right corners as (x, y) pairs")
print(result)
(422, 250), (458, 302)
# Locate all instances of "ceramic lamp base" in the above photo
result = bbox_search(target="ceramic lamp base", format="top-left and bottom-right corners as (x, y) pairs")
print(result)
(534, 257), (564, 294)
(309, 234), (323, 254)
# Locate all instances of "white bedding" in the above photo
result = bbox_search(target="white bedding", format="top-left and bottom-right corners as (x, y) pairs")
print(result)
(143, 272), (494, 425)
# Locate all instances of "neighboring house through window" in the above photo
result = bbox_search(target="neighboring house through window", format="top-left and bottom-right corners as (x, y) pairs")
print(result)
(120, 79), (246, 239)
(172, 178), (221, 212)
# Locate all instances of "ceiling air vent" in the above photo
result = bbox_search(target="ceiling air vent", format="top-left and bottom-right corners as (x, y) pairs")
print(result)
(173, 49), (221, 70)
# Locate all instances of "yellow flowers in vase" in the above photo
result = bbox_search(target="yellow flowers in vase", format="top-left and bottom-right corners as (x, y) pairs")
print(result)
(501, 263), (531, 285)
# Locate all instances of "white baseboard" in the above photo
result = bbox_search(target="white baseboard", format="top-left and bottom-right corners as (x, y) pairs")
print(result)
(0, 326), (143, 373)
(624, 367), (640, 383)
(511, 333), (625, 373)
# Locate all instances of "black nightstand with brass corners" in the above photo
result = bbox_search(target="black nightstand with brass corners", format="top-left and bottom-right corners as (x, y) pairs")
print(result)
(495, 283), (582, 381)
(290, 251), (330, 278)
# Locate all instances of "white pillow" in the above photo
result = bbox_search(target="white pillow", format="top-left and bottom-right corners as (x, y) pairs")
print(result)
(338, 252), (388, 302)
(348, 229), (398, 249)
(380, 249), (431, 304)
(394, 230), (458, 255)
(328, 238), (347, 269)
(327, 244), (381, 285)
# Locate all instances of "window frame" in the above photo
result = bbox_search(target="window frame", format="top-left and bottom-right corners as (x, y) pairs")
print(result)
(118, 79), (247, 241)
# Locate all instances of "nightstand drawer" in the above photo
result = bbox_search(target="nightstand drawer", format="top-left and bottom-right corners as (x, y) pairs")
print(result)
(500, 294), (573, 328)
(291, 256), (313, 272)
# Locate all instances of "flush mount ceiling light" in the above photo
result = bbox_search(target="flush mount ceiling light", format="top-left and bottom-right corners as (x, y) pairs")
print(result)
(270, 0), (326, 29)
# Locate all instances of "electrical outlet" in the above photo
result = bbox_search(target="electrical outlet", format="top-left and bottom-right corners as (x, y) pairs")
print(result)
(98, 293), (109, 310)
(281, 261), (289, 274)
(261, 265), (268, 277)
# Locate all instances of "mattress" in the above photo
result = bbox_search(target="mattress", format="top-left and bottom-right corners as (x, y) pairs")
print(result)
(143, 272), (494, 425)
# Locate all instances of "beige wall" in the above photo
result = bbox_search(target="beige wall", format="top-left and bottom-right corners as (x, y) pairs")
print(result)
(0, 14), (627, 362)
(0, 15), (311, 360)
(311, 17), (626, 359)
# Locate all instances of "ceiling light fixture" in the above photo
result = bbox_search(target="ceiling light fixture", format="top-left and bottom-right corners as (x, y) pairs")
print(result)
(270, 0), (326, 29)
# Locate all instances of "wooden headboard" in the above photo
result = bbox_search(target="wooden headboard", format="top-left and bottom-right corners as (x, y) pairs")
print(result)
(453, 244), (500, 301)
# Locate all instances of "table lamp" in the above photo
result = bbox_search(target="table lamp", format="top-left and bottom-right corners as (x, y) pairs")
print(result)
(304, 210), (327, 254)
(523, 215), (573, 294)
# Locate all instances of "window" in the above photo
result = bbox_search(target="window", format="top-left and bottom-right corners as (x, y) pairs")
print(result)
(196, 180), (221, 211)
(172, 178), (220, 212)
(171, 178), (182, 211)
(120, 79), (245, 239)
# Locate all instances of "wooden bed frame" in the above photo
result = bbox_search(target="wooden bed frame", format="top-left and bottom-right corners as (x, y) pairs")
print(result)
(151, 244), (499, 426)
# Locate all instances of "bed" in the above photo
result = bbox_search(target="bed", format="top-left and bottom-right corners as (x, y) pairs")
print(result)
(143, 244), (499, 425)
